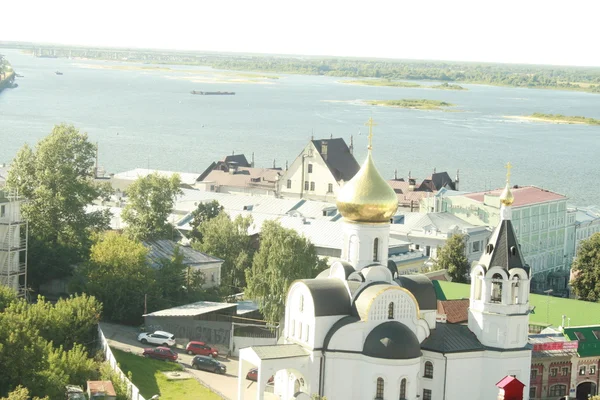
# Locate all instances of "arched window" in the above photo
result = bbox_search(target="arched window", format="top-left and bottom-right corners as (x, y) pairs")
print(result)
(376, 377), (384, 399)
(474, 269), (483, 301)
(388, 302), (395, 319)
(399, 378), (407, 400)
(373, 238), (379, 262)
(491, 273), (503, 303)
(299, 295), (304, 312)
(511, 276), (520, 304)
(424, 361), (434, 378)
(348, 235), (358, 262)
(549, 384), (567, 396)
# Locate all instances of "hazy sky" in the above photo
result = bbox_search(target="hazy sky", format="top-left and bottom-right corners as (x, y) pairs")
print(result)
(2, 0), (599, 66)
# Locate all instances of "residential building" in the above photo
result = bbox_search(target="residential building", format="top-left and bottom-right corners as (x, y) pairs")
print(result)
(197, 165), (281, 197)
(277, 138), (359, 202)
(389, 170), (459, 210)
(0, 189), (27, 297)
(109, 168), (204, 192)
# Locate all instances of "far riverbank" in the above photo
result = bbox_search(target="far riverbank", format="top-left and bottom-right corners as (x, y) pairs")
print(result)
(506, 113), (600, 126)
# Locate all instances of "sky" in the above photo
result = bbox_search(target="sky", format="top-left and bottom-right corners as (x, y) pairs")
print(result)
(2, 0), (599, 67)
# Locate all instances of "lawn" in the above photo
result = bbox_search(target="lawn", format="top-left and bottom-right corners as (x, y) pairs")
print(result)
(111, 348), (222, 400)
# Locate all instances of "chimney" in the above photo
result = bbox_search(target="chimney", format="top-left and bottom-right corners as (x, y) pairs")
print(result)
(394, 169), (398, 180)
(273, 159), (276, 168)
(251, 152), (255, 168)
(228, 162), (239, 174)
(455, 169), (460, 191)
(433, 167), (437, 174)
(408, 178), (416, 191)
(349, 135), (354, 155)
(321, 141), (328, 161)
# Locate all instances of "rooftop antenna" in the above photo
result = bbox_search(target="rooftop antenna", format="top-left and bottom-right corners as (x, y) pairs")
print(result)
(285, 160), (289, 171)
(273, 159), (276, 168)
(349, 135), (354, 154)
(232, 150), (235, 156)
(394, 169), (398, 180)
(330, 133), (333, 139)
(251, 152), (255, 168)
(311, 129), (314, 141)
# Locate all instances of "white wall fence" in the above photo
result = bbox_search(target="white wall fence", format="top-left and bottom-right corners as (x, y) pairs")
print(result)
(98, 326), (146, 400)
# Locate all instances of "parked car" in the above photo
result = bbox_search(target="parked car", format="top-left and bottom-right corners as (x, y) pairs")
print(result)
(185, 341), (219, 357)
(246, 367), (274, 383)
(137, 330), (176, 347)
(143, 346), (178, 361)
(192, 355), (226, 374)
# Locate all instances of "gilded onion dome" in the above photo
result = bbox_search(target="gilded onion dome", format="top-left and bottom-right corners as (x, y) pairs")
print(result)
(336, 119), (398, 223)
(499, 162), (515, 206)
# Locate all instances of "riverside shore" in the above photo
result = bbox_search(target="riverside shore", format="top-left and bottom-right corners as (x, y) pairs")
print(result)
(0, 71), (15, 93)
(505, 115), (600, 126)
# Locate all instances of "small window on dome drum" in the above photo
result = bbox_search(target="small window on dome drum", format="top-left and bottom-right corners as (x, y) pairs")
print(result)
(373, 238), (379, 262)
(388, 302), (394, 319)
(375, 377), (384, 399)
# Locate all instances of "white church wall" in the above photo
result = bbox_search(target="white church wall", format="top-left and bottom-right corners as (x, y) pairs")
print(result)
(365, 289), (423, 338)
(341, 222), (391, 269)
(479, 350), (531, 400)
(326, 322), (366, 353)
(313, 316), (345, 348)
(420, 351), (447, 399)
(421, 309), (437, 330)
(445, 351), (485, 400)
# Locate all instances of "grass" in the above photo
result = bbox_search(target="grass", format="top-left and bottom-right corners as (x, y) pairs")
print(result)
(528, 113), (600, 126)
(344, 79), (422, 88)
(111, 348), (222, 400)
(433, 280), (600, 328)
(366, 98), (455, 110)
(431, 82), (467, 90)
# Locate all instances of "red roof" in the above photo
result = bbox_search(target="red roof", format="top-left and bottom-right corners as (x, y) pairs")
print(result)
(87, 381), (116, 396)
(496, 375), (525, 389)
(464, 186), (566, 208)
(437, 299), (469, 323)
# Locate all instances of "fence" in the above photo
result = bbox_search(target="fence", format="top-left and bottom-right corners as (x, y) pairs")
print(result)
(97, 326), (146, 400)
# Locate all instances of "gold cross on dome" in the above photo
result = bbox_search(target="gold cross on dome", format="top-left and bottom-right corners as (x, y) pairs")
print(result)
(505, 162), (512, 184)
(365, 117), (377, 150)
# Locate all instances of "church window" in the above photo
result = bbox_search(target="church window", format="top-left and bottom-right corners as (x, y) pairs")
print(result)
(579, 366), (586, 375)
(491, 273), (503, 303)
(423, 389), (432, 400)
(327, 183), (333, 193)
(549, 384), (567, 396)
(474, 270), (483, 301)
(399, 378), (407, 400)
(304, 181), (309, 191)
(375, 378), (384, 399)
(373, 238), (379, 262)
(308, 164), (313, 173)
(299, 295), (304, 312)
(424, 361), (434, 378)
(511, 276), (520, 304)
(388, 302), (394, 319)
(348, 235), (357, 262)
(310, 181), (315, 191)
(287, 179), (292, 189)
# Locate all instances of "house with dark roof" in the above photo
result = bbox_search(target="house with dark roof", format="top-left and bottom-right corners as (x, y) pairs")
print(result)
(277, 138), (359, 202)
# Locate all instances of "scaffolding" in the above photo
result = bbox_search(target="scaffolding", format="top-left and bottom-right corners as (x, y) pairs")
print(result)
(0, 189), (28, 298)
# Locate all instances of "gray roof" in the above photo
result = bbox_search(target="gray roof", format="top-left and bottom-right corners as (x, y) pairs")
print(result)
(363, 321), (422, 360)
(477, 220), (529, 275)
(395, 275), (438, 310)
(312, 139), (359, 182)
(298, 279), (352, 317)
(143, 239), (223, 268)
(222, 154), (251, 167)
(252, 344), (309, 360)
(420, 323), (484, 353)
(144, 301), (236, 317)
(420, 171), (456, 191)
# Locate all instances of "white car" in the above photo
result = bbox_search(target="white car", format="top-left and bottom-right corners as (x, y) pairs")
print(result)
(137, 330), (176, 347)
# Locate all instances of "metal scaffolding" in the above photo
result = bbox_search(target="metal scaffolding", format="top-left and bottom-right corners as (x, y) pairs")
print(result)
(0, 189), (28, 298)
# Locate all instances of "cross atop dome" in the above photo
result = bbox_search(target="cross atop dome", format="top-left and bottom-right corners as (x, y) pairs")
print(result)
(365, 117), (377, 150)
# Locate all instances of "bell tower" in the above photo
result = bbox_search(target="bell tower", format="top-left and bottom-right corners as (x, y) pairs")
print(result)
(468, 163), (531, 349)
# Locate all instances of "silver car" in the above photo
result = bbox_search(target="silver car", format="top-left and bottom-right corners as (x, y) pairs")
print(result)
(137, 330), (176, 347)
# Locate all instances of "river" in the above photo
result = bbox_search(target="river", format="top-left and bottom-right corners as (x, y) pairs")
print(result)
(0, 49), (598, 207)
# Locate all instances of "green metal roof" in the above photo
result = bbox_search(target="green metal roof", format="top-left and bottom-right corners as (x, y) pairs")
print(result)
(564, 326), (600, 357)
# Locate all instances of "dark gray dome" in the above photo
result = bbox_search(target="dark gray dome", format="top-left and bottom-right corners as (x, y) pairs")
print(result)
(395, 274), (437, 310)
(330, 260), (356, 279)
(363, 321), (422, 360)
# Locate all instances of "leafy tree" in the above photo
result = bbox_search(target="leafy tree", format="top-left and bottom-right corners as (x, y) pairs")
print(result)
(0, 286), (17, 312)
(74, 232), (153, 324)
(6, 124), (110, 289)
(194, 212), (254, 295)
(245, 220), (327, 324)
(0, 386), (48, 400)
(122, 172), (183, 241)
(570, 233), (600, 301)
(432, 233), (470, 283)
(189, 200), (223, 242)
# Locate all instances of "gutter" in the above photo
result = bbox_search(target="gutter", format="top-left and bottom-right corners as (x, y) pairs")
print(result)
(443, 353), (448, 400)
(319, 350), (326, 396)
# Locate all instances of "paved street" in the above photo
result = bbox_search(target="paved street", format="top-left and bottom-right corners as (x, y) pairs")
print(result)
(100, 322), (277, 400)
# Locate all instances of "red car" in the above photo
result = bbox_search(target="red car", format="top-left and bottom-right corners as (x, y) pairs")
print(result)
(185, 341), (218, 357)
(143, 346), (178, 361)
(246, 367), (274, 383)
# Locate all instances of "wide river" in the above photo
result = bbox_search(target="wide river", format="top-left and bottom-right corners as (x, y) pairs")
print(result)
(1, 49), (598, 207)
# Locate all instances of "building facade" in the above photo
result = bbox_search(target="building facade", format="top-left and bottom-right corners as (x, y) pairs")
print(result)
(0, 189), (27, 297)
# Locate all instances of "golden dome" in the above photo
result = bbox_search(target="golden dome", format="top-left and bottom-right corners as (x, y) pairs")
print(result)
(336, 150), (399, 223)
(500, 183), (515, 206)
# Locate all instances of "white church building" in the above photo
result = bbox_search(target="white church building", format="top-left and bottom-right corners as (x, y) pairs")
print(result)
(238, 121), (532, 400)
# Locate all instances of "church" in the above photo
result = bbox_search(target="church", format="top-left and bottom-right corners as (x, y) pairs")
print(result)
(237, 119), (532, 400)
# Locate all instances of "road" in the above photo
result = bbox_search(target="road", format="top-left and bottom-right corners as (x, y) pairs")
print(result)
(100, 322), (278, 400)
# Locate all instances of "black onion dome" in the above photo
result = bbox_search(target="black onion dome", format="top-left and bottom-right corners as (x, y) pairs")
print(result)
(363, 321), (422, 360)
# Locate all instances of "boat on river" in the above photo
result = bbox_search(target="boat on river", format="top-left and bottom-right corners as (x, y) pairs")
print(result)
(190, 90), (235, 95)
(55, 71), (63, 75)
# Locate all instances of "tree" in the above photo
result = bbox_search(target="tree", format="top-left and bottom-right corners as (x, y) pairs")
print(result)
(6, 124), (110, 289)
(432, 233), (470, 283)
(122, 173), (182, 241)
(245, 220), (327, 324)
(0, 386), (48, 400)
(194, 212), (254, 295)
(570, 233), (600, 301)
(189, 200), (223, 242)
(74, 232), (154, 324)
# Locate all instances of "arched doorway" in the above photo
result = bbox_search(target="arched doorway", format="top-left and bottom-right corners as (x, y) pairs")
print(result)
(577, 381), (597, 399)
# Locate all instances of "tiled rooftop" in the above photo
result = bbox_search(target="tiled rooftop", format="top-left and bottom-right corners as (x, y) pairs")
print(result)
(464, 185), (567, 207)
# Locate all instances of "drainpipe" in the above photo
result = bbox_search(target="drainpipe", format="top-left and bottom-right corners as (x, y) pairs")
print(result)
(319, 350), (326, 396)
(443, 353), (448, 400)
(301, 155), (306, 199)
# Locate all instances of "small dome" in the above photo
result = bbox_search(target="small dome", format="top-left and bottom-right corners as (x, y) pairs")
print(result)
(500, 183), (514, 206)
(336, 151), (398, 223)
(363, 321), (422, 360)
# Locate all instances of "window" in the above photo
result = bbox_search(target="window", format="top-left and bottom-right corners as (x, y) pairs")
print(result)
(299, 295), (304, 312)
(423, 389), (432, 400)
(491, 273), (503, 303)
(591, 365), (597, 375)
(310, 181), (315, 191)
(529, 387), (536, 398)
(472, 241), (480, 253)
(388, 302), (394, 319)
(530, 369), (537, 379)
(287, 179), (292, 189)
(580, 366), (586, 375)
(550, 368), (557, 377)
(562, 367), (570, 376)
(327, 183), (333, 193)
(424, 361), (433, 378)
(211, 272), (215, 282)
(308, 164), (313, 173)
(373, 238), (379, 262)
(549, 385), (567, 396)
(304, 181), (309, 191)
(376, 377), (384, 399)
(399, 379), (407, 400)
(0, 205), (5, 218)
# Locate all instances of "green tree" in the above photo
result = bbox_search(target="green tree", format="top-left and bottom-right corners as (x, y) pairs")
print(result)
(432, 233), (470, 283)
(194, 212), (254, 295)
(571, 233), (600, 301)
(74, 232), (153, 324)
(122, 173), (183, 241)
(0, 286), (17, 312)
(0, 386), (48, 400)
(6, 124), (110, 289)
(245, 220), (327, 324)
(189, 200), (223, 242)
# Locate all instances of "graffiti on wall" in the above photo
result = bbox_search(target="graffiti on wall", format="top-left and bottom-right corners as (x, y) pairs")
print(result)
(146, 320), (231, 346)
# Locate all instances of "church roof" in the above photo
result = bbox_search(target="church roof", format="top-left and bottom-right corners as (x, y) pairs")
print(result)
(251, 344), (309, 360)
(420, 323), (484, 353)
(395, 275), (438, 310)
(311, 138), (360, 182)
(477, 220), (529, 274)
(298, 279), (352, 317)
(363, 321), (422, 360)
